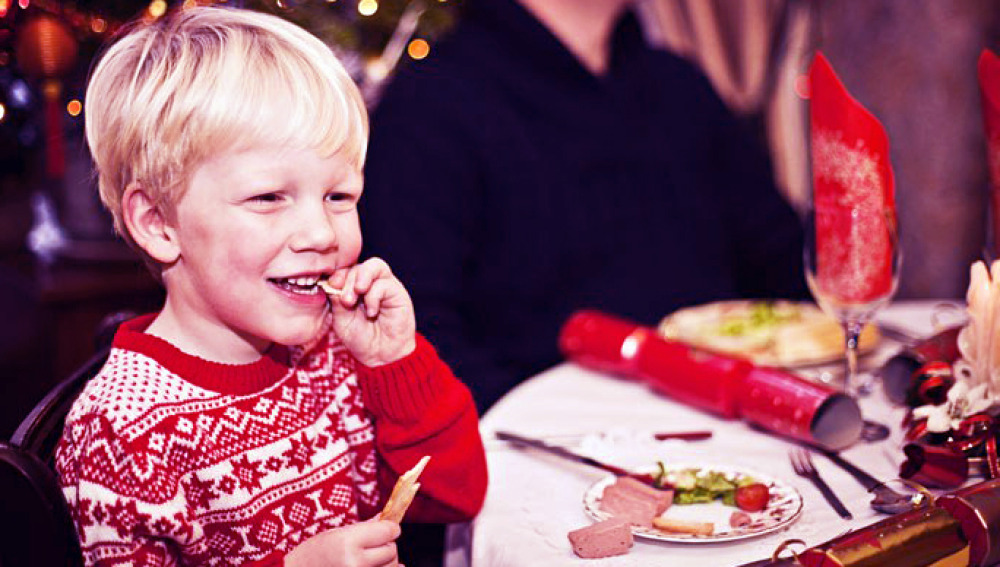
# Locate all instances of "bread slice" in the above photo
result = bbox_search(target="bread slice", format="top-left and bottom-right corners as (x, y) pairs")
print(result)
(652, 516), (715, 536)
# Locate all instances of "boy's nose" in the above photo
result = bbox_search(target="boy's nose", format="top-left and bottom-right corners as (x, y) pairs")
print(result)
(289, 207), (338, 252)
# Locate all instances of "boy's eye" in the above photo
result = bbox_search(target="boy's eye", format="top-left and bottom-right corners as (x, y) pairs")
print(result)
(326, 191), (358, 206)
(249, 193), (281, 203)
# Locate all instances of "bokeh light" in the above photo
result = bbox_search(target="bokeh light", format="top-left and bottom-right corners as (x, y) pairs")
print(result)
(9, 80), (30, 108)
(407, 39), (430, 60)
(358, 0), (378, 16)
(67, 99), (82, 117)
(148, 0), (167, 18)
(366, 59), (389, 83)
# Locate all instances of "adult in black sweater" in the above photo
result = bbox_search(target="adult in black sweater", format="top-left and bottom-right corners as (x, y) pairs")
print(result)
(361, 0), (808, 414)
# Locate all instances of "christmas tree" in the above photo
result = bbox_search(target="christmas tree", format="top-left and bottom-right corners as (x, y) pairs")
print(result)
(0, 0), (457, 254)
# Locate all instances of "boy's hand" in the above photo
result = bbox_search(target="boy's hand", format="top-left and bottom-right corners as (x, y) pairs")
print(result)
(284, 519), (402, 567)
(327, 257), (417, 367)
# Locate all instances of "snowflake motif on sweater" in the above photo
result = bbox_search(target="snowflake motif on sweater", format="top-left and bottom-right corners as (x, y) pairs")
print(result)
(55, 322), (381, 565)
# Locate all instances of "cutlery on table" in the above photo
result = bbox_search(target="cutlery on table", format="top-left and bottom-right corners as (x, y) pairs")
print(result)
(494, 430), (658, 485)
(816, 448), (919, 514)
(654, 430), (713, 441)
(506, 430), (713, 444)
(789, 448), (853, 519)
(859, 420), (891, 442)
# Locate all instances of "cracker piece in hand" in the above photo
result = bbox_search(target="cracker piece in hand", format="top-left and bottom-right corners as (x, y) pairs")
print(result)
(380, 456), (430, 523)
(318, 279), (342, 297)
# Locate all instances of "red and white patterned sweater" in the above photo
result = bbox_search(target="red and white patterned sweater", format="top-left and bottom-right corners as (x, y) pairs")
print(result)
(55, 314), (487, 566)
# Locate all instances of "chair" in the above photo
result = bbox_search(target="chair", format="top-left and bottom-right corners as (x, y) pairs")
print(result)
(0, 311), (132, 567)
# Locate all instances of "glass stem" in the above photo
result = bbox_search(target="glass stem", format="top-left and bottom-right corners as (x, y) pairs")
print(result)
(844, 320), (864, 395)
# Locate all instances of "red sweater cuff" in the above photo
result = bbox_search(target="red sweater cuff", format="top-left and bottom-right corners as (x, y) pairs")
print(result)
(358, 333), (444, 423)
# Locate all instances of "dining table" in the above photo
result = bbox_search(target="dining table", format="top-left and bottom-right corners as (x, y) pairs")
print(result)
(443, 299), (970, 567)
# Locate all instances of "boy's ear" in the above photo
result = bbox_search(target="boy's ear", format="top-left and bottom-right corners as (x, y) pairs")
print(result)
(122, 184), (180, 264)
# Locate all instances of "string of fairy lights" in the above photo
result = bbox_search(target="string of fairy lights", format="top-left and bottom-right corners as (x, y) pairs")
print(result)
(0, 0), (454, 175)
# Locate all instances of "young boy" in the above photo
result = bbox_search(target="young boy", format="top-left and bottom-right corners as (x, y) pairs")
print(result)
(54, 6), (487, 565)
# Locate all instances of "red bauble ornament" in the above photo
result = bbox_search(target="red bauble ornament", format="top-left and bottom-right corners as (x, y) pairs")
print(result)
(15, 14), (79, 179)
(15, 14), (78, 79)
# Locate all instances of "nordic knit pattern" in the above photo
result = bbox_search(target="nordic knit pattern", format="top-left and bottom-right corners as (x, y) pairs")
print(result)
(55, 314), (487, 566)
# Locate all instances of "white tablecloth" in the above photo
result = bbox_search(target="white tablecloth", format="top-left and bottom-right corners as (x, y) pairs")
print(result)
(444, 300), (966, 567)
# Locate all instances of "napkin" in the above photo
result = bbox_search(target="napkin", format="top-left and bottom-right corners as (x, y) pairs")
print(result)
(809, 52), (897, 303)
(979, 49), (1000, 255)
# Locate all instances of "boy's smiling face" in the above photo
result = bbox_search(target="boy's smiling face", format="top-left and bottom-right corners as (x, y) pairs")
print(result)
(156, 144), (363, 362)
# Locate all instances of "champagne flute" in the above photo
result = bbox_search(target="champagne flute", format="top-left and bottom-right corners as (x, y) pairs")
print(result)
(804, 203), (901, 396)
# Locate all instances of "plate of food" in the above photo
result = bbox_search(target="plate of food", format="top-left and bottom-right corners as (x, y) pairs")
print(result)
(657, 300), (880, 367)
(583, 462), (803, 543)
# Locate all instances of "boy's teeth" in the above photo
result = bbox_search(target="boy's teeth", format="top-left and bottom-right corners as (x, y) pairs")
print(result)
(273, 277), (322, 295)
(287, 276), (320, 286)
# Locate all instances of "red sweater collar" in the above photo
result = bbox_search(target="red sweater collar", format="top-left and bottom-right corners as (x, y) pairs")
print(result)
(112, 314), (293, 395)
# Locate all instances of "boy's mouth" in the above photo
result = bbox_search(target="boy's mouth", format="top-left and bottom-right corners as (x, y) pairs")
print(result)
(269, 275), (325, 295)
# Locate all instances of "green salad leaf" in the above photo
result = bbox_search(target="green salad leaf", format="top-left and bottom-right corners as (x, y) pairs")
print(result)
(655, 463), (757, 507)
(716, 301), (800, 337)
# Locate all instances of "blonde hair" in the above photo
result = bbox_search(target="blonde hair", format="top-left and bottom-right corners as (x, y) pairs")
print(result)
(85, 6), (368, 261)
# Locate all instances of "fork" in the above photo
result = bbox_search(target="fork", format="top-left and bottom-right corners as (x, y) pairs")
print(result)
(789, 449), (853, 519)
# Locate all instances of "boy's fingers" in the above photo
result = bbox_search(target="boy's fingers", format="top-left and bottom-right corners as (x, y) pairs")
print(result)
(363, 279), (394, 318)
(362, 256), (392, 275)
(355, 257), (393, 291)
(360, 519), (401, 544)
(362, 541), (399, 566)
(329, 267), (350, 288)
(340, 268), (360, 306)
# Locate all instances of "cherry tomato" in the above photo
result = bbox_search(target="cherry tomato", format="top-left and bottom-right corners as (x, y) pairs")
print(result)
(734, 483), (769, 512)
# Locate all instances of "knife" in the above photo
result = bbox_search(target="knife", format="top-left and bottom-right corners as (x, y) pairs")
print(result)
(494, 430), (658, 485)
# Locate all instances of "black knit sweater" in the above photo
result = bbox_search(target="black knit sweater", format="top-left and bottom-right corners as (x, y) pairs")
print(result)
(361, 0), (808, 412)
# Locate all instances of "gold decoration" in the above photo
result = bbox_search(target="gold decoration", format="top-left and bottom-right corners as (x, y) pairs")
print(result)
(800, 506), (969, 566)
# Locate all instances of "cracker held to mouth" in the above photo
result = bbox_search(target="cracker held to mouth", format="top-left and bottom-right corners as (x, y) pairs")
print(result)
(380, 456), (430, 523)
(317, 278), (343, 297)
